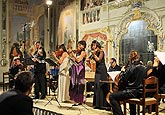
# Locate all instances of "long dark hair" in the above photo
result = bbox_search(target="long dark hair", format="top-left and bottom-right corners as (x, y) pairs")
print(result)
(78, 40), (86, 51)
(58, 44), (67, 52)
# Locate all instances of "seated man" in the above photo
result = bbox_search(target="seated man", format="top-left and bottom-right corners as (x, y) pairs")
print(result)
(150, 56), (165, 94)
(0, 71), (34, 115)
(109, 50), (146, 115)
(108, 58), (121, 72)
(9, 56), (24, 88)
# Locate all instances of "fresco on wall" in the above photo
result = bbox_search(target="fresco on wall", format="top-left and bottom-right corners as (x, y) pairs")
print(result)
(63, 12), (74, 50)
(82, 32), (108, 61)
(120, 20), (157, 65)
(11, 0), (44, 49)
(12, 16), (29, 44)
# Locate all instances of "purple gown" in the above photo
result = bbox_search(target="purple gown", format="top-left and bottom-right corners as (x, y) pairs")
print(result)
(69, 55), (85, 103)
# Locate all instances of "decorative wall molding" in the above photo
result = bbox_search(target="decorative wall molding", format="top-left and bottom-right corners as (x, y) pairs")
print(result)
(114, 6), (163, 57)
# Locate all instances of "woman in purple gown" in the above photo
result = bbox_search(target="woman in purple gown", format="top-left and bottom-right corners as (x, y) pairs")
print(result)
(69, 40), (87, 105)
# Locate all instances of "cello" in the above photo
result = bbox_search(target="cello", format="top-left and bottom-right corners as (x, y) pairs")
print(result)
(106, 65), (129, 104)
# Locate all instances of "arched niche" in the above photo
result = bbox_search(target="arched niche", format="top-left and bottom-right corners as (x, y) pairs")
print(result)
(8, 1), (45, 48)
(114, 7), (163, 65)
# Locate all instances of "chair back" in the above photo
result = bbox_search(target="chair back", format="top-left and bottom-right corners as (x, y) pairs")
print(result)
(142, 76), (158, 102)
(3, 72), (10, 91)
(123, 76), (159, 115)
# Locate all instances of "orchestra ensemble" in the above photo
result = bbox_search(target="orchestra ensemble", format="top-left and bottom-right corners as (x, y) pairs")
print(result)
(7, 39), (165, 115)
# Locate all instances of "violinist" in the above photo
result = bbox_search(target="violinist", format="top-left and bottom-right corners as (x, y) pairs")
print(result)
(69, 40), (87, 105)
(109, 50), (146, 115)
(91, 40), (110, 110)
(52, 44), (70, 102)
(32, 41), (47, 99)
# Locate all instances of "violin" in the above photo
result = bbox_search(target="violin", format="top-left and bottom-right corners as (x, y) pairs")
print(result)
(55, 50), (63, 57)
(72, 49), (81, 54)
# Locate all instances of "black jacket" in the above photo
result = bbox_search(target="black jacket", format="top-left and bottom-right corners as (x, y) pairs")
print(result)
(0, 90), (33, 115)
(119, 61), (146, 91)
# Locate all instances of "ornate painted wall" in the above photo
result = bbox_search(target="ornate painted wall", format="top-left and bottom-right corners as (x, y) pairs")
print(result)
(79, 0), (165, 64)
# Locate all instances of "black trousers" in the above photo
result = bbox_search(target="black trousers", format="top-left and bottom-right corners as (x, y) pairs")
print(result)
(34, 72), (46, 98)
(110, 90), (140, 115)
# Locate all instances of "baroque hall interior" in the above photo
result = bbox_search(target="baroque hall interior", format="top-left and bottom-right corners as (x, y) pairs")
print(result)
(0, 0), (165, 114)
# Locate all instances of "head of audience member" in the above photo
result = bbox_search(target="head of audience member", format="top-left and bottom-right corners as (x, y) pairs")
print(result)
(110, 58), (117, 68)
(128, 50), (140, 64)
(14, 71), (34, 96)
(78, 40), (86, 51)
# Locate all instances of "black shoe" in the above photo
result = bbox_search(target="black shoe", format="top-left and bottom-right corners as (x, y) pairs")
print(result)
(33, 96), (39, 99)
(78, 103), (82, 105)
(40, 95), (46, 99)
(93, 107), (101, 109)
(72, 103), (78, 106)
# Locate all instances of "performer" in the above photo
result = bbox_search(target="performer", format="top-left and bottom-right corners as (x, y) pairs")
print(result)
(148, 55), (165, 93)
(145, 54), (165, 112)
(52, 44), (70, 102)
(0, 71), (34, 115)
(108, 58), (121, 72)
(9, 42), (23, 66)
(9, 56), (24, 89)
(109, 50), (146, 115)
(90, 40), (109, 109)
(32, 41), (46, 99)
(69, 40), (87, 105)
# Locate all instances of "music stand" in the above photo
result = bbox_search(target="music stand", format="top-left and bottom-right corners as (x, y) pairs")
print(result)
(22, 58), (35, 66)
(45, 58), (58, 66)
(44, 58), (61, 107)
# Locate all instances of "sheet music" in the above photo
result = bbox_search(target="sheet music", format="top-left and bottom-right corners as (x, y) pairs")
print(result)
(154, 51), (165, 64)
(107, 71), (121, 81)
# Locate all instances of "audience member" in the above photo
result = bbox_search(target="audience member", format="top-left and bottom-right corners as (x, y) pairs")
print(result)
(0, 71), (34, 115)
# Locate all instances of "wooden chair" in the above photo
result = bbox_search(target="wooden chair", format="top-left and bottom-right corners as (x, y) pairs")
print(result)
(2, 72), (10, 91)
(123, 76), (159, 115)
(158, 93), (165, 112)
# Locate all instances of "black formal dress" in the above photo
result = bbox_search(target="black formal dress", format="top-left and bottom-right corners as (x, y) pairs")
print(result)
(93, 51), (109, 109)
